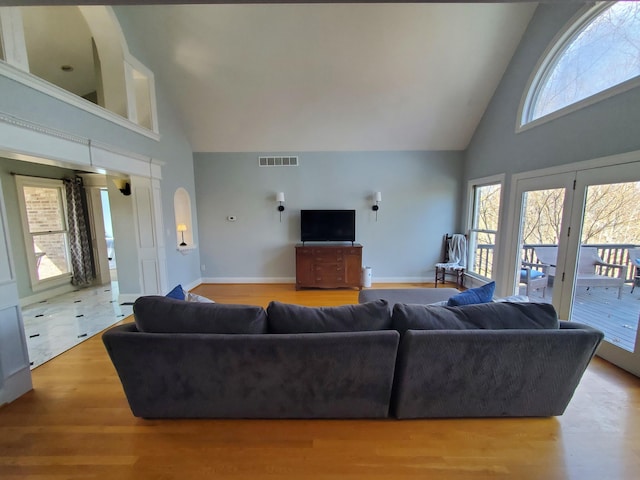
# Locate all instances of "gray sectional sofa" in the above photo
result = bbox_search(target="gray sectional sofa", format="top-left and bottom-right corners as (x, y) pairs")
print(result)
(102, 295), (603, 419)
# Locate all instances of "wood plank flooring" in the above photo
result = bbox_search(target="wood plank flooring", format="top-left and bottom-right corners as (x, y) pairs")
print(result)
(1, 283), (640, 480)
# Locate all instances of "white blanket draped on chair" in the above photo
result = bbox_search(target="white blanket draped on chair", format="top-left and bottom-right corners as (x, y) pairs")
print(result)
(435, 234), (467, 270)
(435, 234), (467, 287)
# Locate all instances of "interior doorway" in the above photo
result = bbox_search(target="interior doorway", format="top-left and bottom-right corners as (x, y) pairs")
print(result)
(19, 171), (129, 369)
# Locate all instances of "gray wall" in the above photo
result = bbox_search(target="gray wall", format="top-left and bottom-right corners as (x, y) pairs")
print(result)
(0, 50), (202, 293)
(465, 2), (640, 181)
(194, 151), (463, 281)
(464, 2), (640, 294)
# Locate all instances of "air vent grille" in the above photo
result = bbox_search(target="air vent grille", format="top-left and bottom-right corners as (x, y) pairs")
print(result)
(258, 156), (299, 167)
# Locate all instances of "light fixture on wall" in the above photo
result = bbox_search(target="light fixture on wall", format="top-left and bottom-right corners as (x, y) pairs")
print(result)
(276, 192), (285, 222)
(113, 178), (131, 196)
(372, 192), (382, 221)
(177, 224), (187, 246)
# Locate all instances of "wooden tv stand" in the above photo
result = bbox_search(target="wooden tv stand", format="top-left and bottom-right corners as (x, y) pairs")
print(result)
(295, 243), (363, 290)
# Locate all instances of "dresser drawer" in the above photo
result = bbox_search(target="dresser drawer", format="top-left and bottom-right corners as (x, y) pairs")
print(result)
(314, 264), (344, 274)
(295, 244), (362, 290)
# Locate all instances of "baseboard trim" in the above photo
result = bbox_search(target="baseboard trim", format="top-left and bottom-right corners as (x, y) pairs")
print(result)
(183, 278), (203, 292)
(20, 284), (76, 307)
(373, 276), (434, 283)
(0, 365), (33, 406)
(201, 277), (296, 284)
(198, 276), (437, 285)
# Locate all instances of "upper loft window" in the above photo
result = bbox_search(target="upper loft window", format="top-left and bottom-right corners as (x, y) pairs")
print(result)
(520, 2), (640, 128)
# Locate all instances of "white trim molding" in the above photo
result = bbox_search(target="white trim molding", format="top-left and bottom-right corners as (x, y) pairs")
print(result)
(0, 60), (160, 141)
(0, 113), (162, 180)
(0, 5), (161, 141)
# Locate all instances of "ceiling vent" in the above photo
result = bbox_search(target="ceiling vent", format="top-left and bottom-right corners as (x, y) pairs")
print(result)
(258, 156), (299, 167)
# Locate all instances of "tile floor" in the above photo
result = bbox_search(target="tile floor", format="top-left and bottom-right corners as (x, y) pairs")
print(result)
(22, 281), (133, 369)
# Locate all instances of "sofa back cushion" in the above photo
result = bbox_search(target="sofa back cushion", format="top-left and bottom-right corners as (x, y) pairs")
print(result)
(391, 302), (558, 333)
(134, 296), (267, 334)
(267, 300), (391, 333)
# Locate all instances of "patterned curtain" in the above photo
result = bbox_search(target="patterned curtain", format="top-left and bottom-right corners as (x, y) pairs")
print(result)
(64, 177), (94, 287)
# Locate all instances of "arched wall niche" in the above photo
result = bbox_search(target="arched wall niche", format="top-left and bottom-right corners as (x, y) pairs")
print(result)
(174, 187), (195, 250)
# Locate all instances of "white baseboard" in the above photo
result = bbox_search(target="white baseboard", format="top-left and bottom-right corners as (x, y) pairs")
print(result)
(20, 283), (76, 307)
(0, 365), (33, 406)
(373, 276), (434, 283)
(183, 277), (203, 291)
(201, 277), (296, 284)
(198, 276), (436, 285)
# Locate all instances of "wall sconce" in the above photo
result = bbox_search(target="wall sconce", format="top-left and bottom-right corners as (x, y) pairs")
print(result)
(276, 192), (285, 222)
(113, 178), (131, 196)
(177, 224), (187, 246)
(372, 192), (382, 221)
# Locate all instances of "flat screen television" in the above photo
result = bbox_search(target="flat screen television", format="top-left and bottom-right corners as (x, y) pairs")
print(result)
(300, 209), (356, 243)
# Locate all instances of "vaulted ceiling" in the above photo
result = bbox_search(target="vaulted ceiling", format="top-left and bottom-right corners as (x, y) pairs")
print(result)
(19, 2), (539, 152)
(120, 3), (537, 152)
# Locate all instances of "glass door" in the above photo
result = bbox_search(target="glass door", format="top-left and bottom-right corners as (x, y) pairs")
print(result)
(564, 163), (640, 375)
(509, 173), (575, 309)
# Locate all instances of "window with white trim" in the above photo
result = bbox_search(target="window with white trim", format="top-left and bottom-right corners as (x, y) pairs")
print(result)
(521, 2), (640, 127)
(468, 182), (502, 279)
(15, 176), (72, 289)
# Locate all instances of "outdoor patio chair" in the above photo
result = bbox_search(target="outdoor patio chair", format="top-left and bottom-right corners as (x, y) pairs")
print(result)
(627, 248), (639, 294)
(532, 246), (627, 299)
(576, 247), (627, 299)
(520, 261), (550, 298)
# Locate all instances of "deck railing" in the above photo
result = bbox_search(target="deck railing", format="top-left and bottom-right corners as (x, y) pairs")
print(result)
(479, 243), (640, 283)
(473, 244), (494, 279)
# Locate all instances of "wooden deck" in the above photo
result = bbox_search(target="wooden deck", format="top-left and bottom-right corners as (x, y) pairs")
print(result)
(522, 283), (640, 352)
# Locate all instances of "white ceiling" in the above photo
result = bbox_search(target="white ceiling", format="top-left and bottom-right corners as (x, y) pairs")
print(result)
(120, 3), (537, 152)
(20, 3), (538, 152)
(22, 6), (96, 98)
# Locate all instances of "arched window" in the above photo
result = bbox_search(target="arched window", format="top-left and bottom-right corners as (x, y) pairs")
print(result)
(520, 2), (640, 128)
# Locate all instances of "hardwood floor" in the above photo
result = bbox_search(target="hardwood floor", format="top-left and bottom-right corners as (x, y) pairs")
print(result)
(1, 283), (639, 479)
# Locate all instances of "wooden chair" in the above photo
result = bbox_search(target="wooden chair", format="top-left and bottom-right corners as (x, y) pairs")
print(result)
(435, 234), (466, 288)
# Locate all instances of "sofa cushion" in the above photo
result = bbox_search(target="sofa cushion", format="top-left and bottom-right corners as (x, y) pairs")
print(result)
(447, 281), (495, 306)
(134, 296), (267, 334)
(267, 300), (391, 333)
(391, 301), (558, 332)
(165, 284), (186, 300)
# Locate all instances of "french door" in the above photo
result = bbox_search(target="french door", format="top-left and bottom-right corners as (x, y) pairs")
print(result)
(510, 172), (575, 309)
(510, 161), (640, 376)
(565, 163), (640, 375)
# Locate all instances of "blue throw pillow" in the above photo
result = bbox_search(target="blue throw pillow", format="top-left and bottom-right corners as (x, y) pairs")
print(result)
(519, 269), (544, 281)
(165, 284), (185, 301)
(447, 281), (495, 306)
